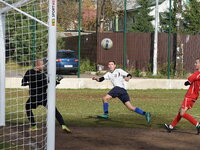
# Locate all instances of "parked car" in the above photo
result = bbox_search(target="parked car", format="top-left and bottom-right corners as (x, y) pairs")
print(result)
(56, 50), (78, 74)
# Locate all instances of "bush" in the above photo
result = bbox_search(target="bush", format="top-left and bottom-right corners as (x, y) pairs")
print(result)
(57, 37), (65, 50)
(159, 63), (175, 76)
(133, 69), (141, 77)
(80, 59), (96, 73)
(130, 69), (145, 77)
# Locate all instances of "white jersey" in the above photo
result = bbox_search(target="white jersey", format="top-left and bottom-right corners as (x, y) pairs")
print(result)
(103, 69), (129, 89)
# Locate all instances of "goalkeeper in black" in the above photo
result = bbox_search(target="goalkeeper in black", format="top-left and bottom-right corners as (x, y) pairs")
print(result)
(21, 59), (71, 133)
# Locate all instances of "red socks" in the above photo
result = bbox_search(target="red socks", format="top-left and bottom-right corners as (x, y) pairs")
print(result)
(182, 113), (198, 126)
(171, 112), (198, 127)
(171, 112), (182, 127)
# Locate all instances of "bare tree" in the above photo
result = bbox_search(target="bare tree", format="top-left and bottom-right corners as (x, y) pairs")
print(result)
(97, 0), (106, 32)
(96, 0), (124, 33)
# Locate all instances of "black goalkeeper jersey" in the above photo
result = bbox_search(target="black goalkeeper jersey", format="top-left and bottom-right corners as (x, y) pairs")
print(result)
(22, 69), (48, 97)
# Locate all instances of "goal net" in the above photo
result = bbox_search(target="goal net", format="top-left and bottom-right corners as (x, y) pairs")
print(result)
(0, 0), (57, 149)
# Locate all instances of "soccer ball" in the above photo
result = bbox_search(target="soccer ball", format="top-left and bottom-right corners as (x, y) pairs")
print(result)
(101, 38), (113, 50)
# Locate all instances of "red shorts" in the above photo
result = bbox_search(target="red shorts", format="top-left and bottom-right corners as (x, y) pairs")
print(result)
(181, 98), (195, 109)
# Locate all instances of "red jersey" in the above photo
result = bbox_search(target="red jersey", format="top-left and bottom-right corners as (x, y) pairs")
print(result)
(185, 71), (200, 100)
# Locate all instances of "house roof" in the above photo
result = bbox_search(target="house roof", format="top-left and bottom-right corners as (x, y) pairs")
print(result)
(126, 0), (166, 10)
(94, 0), (167, 11)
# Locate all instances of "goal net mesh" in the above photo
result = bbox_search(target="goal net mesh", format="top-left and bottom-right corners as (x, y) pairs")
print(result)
(0, 0), (50, 149)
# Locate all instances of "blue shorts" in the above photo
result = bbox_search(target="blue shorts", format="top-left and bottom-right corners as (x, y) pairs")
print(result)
(108, 86), (130, 103)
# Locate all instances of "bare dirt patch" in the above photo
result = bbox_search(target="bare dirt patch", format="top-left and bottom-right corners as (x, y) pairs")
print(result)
(56, 126), (200, 150)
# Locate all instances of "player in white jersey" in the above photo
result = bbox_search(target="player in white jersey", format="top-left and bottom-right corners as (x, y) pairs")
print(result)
(92, 61), (151, 123)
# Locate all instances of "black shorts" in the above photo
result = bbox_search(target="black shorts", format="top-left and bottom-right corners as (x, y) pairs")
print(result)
(108, 86), (130, 103)
(26, 95), (47, 109)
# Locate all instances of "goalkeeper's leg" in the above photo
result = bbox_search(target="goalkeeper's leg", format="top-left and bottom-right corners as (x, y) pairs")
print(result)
(25, 99), (37, 130)
(55, 107), (71, 133)
(42, 98), (71, 133)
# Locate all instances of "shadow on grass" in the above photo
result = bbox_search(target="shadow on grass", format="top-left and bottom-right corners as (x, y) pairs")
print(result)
(84, 115), (152, 128)
(86, 115), (125, 124)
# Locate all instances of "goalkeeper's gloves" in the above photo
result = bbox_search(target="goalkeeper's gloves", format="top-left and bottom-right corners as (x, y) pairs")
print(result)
(184, 81), (191, 86)
(56, 75), (63, 85)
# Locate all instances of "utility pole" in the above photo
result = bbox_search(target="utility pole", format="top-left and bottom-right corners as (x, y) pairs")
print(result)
(175, 0), (184, 77)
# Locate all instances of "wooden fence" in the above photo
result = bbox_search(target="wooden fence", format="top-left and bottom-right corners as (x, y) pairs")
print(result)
(64, 32), (200, 73)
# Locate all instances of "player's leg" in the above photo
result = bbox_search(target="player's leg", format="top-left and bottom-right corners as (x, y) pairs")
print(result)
(164, 108), (185, 132)
(25, 98), (37, 130)
(116, 88), (151, 123)
(124, 101), (144, 114)
(165, 98), (188, 132)
(42, 97), (71, 133)
(55, 107), (71, 133)
(180, 108), (198, 125)
(180, 108), (200, 134)
(179, 99), (198, 126)
(164, 97), (189, 132)
(122, 99), (151, 123)
(97, 87), (124, 118)
(97, 94), (112, 119)
(165, 98), (200, 134)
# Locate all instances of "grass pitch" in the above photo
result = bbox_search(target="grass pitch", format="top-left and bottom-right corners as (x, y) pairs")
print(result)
(4, 89), (200, 130)
(3, 89), (200, 150)
(56, 89), (200, 130)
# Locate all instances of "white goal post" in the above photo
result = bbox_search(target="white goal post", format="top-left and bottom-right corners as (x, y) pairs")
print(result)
(0, 0), (57, 149)
(0, 13), (6, 127)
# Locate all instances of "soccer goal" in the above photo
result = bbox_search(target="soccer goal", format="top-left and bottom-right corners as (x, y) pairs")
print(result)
(0, 0), (57, 149)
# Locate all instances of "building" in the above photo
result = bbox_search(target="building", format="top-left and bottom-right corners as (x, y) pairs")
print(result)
(113, 0), (191, 32)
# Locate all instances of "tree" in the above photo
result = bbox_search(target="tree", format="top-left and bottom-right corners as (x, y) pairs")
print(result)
(182, 0), (200, 35)
(58, 0), (97, 31)
(160, 0), (200, 35)
(159, 0), (178, 33)
(129, 0), (154, 33)
(97, 0), (111, 32)
(82, 0), (96, 31)
(6, 4), (48, 66)
(97, 0), (124, 32)
(57, 0), (78, 31)
(160, 0), (185, 76)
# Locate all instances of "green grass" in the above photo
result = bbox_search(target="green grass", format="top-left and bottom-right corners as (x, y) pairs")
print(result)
(6, 60), (31, 71)
(4, 89), (200, 130)
(56, 89), (200, 130)
(0, 142), (15, 149)
(2, 89), (199, 148)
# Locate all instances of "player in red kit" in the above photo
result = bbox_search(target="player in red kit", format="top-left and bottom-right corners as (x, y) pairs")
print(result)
(164, 58), (200, 135)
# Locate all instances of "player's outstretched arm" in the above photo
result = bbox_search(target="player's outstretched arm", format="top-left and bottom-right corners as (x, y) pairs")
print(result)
(92, 76), (105, 82)
(92, 76), (98, 81)
(124, 74), (132, 82)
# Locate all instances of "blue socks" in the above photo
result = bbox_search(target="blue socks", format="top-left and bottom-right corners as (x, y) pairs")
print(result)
(135, 107), (146, 115)
(103, 104), (144, 116)
(103, 103), (108, 114)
